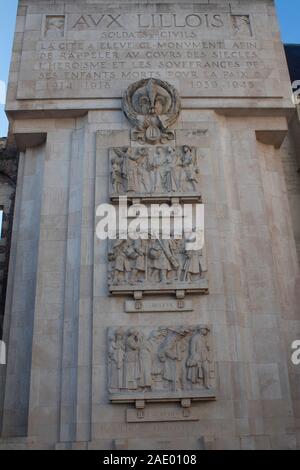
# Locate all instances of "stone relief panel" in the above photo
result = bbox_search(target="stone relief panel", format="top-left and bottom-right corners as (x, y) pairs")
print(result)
(122, 78), (181, 145)
(108, 325), (216, 403)
(44, 15), (66, 38)
(231, 15), (252, 37)
(109, 145), (201, 201)
(108, 236), (208, 297)
(106, 80), (208, 298)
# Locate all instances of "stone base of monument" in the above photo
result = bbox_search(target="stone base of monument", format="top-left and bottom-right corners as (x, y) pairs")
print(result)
(109, 280), (209, 298)
(56, 438), (206, 451)
(0, 437), (206, 451)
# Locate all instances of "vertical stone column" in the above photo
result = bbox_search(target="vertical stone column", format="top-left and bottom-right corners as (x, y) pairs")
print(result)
(25, 125), (73, 443)
(1, 144), (45, 437)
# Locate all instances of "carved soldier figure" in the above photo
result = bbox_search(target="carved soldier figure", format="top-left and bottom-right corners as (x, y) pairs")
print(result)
(187, 327), (213, 389)
(130, 239), (147, 284)
(169, 237), (185, 281)
(108, 328), (125, 390)
(124, 329), (142, 390)
(149, 239), (179, 283)
(109, 239), (132, 285)
(159, 329), (190, 391)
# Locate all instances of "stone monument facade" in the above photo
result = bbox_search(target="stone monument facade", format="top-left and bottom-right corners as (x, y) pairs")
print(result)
(0, 0), (300, 450)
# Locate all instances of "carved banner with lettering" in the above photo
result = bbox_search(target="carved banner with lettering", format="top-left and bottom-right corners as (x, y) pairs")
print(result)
(125, 300), (193, 313)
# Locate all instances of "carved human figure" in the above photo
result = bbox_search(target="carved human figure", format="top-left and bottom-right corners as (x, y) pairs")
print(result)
(151, 147), (165, 193)
(147, 329), (168, 383)
(126, 150), (141, 193)
(187, 327), (213, 389)
(180, 146), (199, 192)
(108, 328), (125, 390)
(182, 233), (203, 282)
(124, 329), (141, 390)
(112, 148), (130, 191)
(159, 329), (190, 391)
(139, 332), (153, 389)
(182, 249), (203, 282)
(127, 149), (150, 193)
(162, 147), (178, 193)
(137, 148), (151, 192)
(111, 157), (124, 194)
(148, 239), (179, 283)
(130, 239), (147, 284)
(169, 238), (185, 281)
(110, 239), (132, 284)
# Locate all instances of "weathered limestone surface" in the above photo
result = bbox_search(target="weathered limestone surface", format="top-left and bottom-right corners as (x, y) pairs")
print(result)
(0, 0), (300, 450)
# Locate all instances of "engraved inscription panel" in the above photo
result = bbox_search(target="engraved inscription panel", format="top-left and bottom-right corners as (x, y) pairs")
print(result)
(17, 3), (282, 99)
(126, 407), (199, 423)
(125, 299), (193, 313)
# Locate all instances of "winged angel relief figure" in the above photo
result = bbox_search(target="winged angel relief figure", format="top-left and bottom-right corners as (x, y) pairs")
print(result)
(122, 78), (181, 145)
